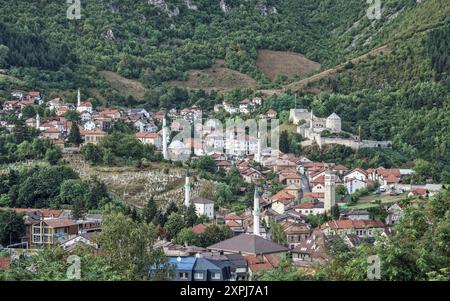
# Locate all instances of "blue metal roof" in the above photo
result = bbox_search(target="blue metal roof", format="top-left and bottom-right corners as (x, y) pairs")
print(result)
(168, 257), (197, 271)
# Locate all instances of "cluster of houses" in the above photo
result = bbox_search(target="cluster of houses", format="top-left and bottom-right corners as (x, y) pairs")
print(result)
(0, 89), (443, 280)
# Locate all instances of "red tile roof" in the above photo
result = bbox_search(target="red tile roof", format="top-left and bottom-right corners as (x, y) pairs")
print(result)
(136, 132), (158, 139)
(303, 192), (325, 199)
(192, 224), (207, 234)
(271, 190), (296, 204)
(322, 220), (385, 230)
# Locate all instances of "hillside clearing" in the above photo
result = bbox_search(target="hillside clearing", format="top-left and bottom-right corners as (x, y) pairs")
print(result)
(257, 50), (321, 81)
(99, 71), (146, 100)
(168, 60), (257, 92)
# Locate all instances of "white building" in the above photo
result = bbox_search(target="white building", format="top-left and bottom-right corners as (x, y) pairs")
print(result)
(343, 168), (368, 194)
(192, 197), (215, 220)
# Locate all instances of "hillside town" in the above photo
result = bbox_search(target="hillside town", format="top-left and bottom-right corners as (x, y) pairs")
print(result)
(0, 89), (446, 281)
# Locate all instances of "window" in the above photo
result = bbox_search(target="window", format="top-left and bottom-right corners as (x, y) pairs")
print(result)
(211, 272), (221, 280)
(179, 272), (189, 280)
(33, 227), (41, 234)
(194, 272), (203, 280)
(32, 235), (41, 243)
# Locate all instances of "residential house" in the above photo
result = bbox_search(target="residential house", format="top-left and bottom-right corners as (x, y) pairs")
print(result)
(240, 168), (264, 184)
(320, 220), (386, 238)
(82, 129), (107, 145)
(344, 168), (368, 194)
(265, 109), (277, 119)
(224, 213), (246, 235)
(385, 204), (405, 226)
(279, 221), (311, 249)
(292, 229), (331, 267)
(340, 209), (371, 221)
(77, 102), (93, 113)
(270, 190), (296, 214)
(29, 219), (78, 248)
(294, 202), (325, 216)
(192, 197), (215, 220)
(136, 132), (162, 148)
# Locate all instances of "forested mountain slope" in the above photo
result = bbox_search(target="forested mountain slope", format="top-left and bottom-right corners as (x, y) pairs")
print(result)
(1, 0), (436, 96)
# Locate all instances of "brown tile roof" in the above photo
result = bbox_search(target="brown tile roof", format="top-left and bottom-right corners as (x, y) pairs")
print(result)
(271, 190), (296, 204)
(303, 192), (325, 199)
(322, 220), (385, 230)
(192, 224), (207, 234)
(136, 132), (158, 139)
(43, 218), (77, 228)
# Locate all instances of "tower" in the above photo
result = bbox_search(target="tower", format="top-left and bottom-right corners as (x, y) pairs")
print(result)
(184, 172), (190, 207)
(77, 89), (81, 107)
(35, 113), (40, 129)
(255, 131), (261, 164)
(310, 110), (314, 130)
(324, 167), (336, 213)
(253, 187), (261, 236)
(162, 117), (169, 160)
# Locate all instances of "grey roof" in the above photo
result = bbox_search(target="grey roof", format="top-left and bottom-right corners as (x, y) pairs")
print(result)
(207, 234), (288, 255)
(224, 254), (247, 269)
(191, 197), (214, 204)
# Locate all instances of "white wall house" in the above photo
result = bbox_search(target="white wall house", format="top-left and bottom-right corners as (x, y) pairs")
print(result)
(343, 169), (368, 194)
(192, 197), (215, 220)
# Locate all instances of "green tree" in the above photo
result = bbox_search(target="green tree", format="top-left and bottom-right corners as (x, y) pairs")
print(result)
(331, 204), (340, 220)
(199, 224), (233, 248)
(96, 212), (171, 280)
(184, 204), (198, 228)
(0, 44), (8, 68)
(174, 228), (200, 246)
(279, 130), (289, 153)
(0, 210), (25, 246)
(81, 144), (103, 164)
(143, 197), (157, 224)
(12, 118), (30, 144)
(67, 123), (82, 146)
(269, 222), (287, 245)
(45, 148), (62, 165)
(65, 110), (80, 122)
(164, 212), (184, 239)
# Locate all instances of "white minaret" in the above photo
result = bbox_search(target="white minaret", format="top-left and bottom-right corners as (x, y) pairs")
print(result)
(324, 167), (336, 213)
(253, 187), (261, 236)
(255, 131), (261, 163)
(184, 172), (190, 207)
(162, 117), (169, 160)
(35, 113), (40, 129)
(310, 110), (314, 130)
(77, 89), (81, 107)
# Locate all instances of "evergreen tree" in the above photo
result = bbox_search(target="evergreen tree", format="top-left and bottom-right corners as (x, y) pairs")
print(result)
(143, 197), (157, 224)
(67, 123), (82, 146)
(279, 130), (290, 153)
(12, 118), (30, 144)
(184, 204), (198, 228)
